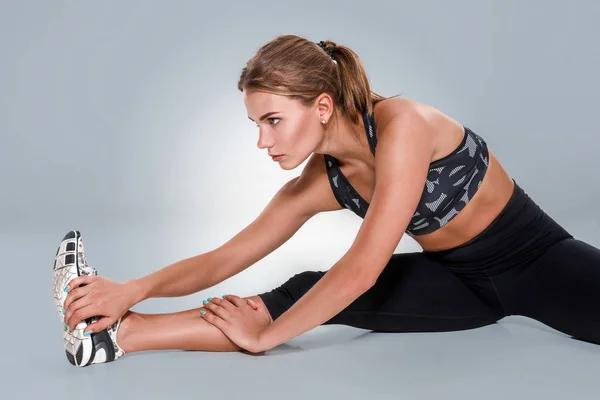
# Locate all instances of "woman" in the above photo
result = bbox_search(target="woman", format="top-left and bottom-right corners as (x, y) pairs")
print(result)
(52, 35), (600, 367)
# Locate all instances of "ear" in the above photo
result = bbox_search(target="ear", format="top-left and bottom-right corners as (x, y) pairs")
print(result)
(315, 93), (334, 121)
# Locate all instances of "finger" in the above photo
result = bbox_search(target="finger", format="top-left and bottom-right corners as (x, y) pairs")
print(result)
(63, 285), (92, 311)
(223, 294), (247, 308)
(246, 298), (259, 311)
(64, 295), (93, 325)
(64, 275), (96, 293)
(83, 316), (114, 335)
(204, 300), (230, 320)
(201, 310), (227, 331)
(224, 295), (259, 311)
(66, 303), (97, 331)
(211, 297), (236, 312)
(199, 307), (215, 319)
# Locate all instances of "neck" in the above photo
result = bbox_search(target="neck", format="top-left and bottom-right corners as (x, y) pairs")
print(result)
(314, 112), (374, 169)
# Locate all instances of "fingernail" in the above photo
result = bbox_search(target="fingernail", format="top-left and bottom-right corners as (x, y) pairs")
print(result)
(202, 299), (208, 305)
(222, 294), (228, 298)
(200, 310), (206, 315)
(207, 297), (212, 301)
(63, 286), (69, 292)
(61, 308), (65, 315)
(84, 331), (92, 336)
(63, 322), (67, 329)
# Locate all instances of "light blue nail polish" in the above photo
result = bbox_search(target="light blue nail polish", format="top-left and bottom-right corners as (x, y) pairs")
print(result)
(63, 286), (69, 292)
(202, 300), (208, 305)
(84, 331), (91, 336)
(200, 310), (206, 315)
(61, 308), (65, 315)
(207, 297), (212, 301)
(222, 294), (227, 298)
(63, 322), (67, 329)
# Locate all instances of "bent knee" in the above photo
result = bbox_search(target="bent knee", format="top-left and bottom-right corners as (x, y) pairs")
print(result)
(246, 295), (274, 325)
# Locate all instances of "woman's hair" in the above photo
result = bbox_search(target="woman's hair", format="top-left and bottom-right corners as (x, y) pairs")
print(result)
(237, 35), (400, 130)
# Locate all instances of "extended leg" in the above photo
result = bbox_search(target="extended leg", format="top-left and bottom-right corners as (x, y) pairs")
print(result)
(116, 295), (273, 354)
(497, 238), (600, 344)
(258, 252), (504, 333)
(53, 230), (274, 363)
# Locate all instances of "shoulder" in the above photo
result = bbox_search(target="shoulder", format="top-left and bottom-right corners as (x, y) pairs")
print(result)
(373, 97), (437, 150)
(374, 97), (457, 163)
(373, 97), (430, 132)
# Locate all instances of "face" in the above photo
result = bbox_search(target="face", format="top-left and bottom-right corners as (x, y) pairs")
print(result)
(243, 90), (328, 170)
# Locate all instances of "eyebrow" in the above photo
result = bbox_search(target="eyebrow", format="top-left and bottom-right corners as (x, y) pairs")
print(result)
(248, 111), (280, 122)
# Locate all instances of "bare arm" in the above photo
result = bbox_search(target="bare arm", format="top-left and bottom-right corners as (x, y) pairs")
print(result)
(126, 167), (331, 303)
(61, 154), (343, 336)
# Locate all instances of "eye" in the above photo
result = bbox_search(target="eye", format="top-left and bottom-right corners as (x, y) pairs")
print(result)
(254, 118), (280, 128)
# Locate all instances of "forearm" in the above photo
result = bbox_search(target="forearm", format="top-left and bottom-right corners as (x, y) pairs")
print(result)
(126, 250), (232, 303)
(258, 259), (372, 351)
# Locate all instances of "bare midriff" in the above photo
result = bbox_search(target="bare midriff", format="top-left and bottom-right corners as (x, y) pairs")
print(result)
(408, 148), (515, 252)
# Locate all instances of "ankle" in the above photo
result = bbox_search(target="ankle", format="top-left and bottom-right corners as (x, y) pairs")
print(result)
(115, 310), (142, 353)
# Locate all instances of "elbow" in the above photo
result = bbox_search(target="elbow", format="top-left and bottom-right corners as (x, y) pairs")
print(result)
(349, 274), (377, 296)
(363, 275), (378, 292)
(333, 257), (379, 295)
(335, 274), (373, 298)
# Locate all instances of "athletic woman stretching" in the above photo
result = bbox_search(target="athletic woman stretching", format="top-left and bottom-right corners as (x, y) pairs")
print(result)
(52, 35), (600, 367)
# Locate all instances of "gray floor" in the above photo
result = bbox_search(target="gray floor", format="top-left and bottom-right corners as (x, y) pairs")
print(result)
(3, 227), (600, 400)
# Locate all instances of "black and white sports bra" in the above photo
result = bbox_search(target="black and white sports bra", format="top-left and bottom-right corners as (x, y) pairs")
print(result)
(324, 109), (490, 235)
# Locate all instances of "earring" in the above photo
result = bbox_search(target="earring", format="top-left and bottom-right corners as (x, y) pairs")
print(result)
(321, 120), (326, 124)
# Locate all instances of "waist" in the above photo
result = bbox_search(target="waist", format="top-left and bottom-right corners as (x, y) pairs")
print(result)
(424, 180), (573, 275)
(412, 149), (512, 250)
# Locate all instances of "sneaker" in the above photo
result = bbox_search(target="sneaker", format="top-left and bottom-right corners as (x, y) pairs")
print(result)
(52, 230), (125, 366)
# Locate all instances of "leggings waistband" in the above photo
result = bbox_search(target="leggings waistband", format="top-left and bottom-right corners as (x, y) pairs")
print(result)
(426, 179), (573, 276)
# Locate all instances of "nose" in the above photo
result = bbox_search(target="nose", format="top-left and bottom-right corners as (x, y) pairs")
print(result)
(256, 129), (274, 150)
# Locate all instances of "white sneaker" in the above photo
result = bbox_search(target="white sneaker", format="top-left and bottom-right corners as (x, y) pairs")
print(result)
(52, 230), (125, 367)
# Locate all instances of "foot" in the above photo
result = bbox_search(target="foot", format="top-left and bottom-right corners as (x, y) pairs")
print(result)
(52, 230), (125, 367)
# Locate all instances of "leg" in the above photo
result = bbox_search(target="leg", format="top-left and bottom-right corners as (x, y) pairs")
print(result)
(53, 230), (274, 360)
(499, 238), (600, 344)
(258, 252), (504, 333)
(116, 295), (273, 353)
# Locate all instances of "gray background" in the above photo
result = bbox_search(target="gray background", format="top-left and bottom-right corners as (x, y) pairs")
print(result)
(2, 0), (599, 399)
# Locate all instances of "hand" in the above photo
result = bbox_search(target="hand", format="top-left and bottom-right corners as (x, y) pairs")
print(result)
(201, 295), (270, 354)
(63, 276), (138, 334)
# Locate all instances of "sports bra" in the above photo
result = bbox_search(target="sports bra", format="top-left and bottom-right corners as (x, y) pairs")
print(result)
(324, 109), (490, 235)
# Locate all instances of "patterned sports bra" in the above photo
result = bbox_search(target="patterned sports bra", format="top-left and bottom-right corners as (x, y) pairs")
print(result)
(324, 109), (490, 235)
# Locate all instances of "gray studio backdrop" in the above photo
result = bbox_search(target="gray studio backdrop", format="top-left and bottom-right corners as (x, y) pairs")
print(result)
(1, 0), (599, 395)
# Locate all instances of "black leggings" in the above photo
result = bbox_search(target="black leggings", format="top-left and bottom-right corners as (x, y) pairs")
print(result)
(258, 180), (600, 344)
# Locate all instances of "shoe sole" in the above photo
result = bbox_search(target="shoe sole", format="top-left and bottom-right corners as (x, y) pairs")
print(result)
(52, 230), (112, 367)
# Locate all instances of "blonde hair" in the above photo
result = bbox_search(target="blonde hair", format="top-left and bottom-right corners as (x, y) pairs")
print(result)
(237, 35), (400, 131)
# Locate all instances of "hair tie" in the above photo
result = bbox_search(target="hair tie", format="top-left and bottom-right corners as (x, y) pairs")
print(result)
(317, 40), (336, 60)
